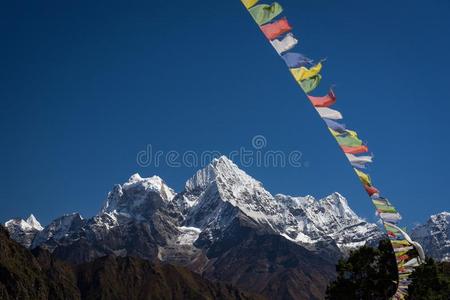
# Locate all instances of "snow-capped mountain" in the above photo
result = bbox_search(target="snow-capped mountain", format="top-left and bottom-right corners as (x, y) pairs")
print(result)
(412, 212), (450, 262)
(100, 174), (176, 219)
(5, 156), (449, 299)
(176, 156), (381, 254)
(4, 156), (381, 261)
(4, 214), (43, 248)
(179, 156), (298, 245)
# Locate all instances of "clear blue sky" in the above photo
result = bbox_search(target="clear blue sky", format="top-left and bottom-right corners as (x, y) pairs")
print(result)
(1, 0), (449, 228)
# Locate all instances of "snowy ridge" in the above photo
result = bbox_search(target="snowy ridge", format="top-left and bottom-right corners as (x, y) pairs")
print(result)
(276, 193), (381, 251)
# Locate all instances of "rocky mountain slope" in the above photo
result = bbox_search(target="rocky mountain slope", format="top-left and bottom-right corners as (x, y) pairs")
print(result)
(412, 212), (450, 262)
(0, 225), (256, 300)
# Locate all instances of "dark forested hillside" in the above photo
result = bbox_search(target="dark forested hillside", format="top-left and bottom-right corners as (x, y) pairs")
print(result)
(0, 226), (258, 300)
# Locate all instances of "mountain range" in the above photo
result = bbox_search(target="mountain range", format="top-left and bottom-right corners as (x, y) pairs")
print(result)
(3, 156), (449, 299)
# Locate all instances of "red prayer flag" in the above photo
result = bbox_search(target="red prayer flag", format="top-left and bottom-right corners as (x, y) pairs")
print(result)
(364, 184), (379, 196)
(260, 18), (292, 40)
(341, 145), (369, 154)
(308, 89), (337, 107)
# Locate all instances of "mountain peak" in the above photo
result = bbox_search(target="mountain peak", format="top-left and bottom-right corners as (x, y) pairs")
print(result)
(100, 174), (176, 219)
(123, 174), (172, 198)
(184, 155), (257, 193)
(128, 173), (143, 182)
(320, 192), (349, 208)
(5, 214), (43, 232)
(26, 214), (43, 231)
(211, 155), (233, 165)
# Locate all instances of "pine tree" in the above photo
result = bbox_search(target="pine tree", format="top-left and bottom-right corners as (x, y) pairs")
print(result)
(325, 239), (398, 300)
(408, 258), (450, 299)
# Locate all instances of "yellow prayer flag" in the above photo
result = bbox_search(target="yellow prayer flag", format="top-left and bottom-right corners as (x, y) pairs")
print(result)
(290, 62), (322, 82)
(354, 168), (372, 186)
(241, 0), (259, 9)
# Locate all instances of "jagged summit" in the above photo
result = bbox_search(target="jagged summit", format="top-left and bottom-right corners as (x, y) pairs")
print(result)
(26, 214), (43, 231)
(185, 156), (258, 192)
(182, 156), (288, 232)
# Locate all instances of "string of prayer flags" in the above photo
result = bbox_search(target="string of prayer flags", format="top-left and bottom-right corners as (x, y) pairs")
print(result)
(240, 1), (425, 298)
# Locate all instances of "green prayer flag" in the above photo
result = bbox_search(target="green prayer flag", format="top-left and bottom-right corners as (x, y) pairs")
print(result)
(299, 75), (321, 94)
(249, 3), (283, 26)
(335, 134), (363, 147)
(376, 205), (398, 214)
